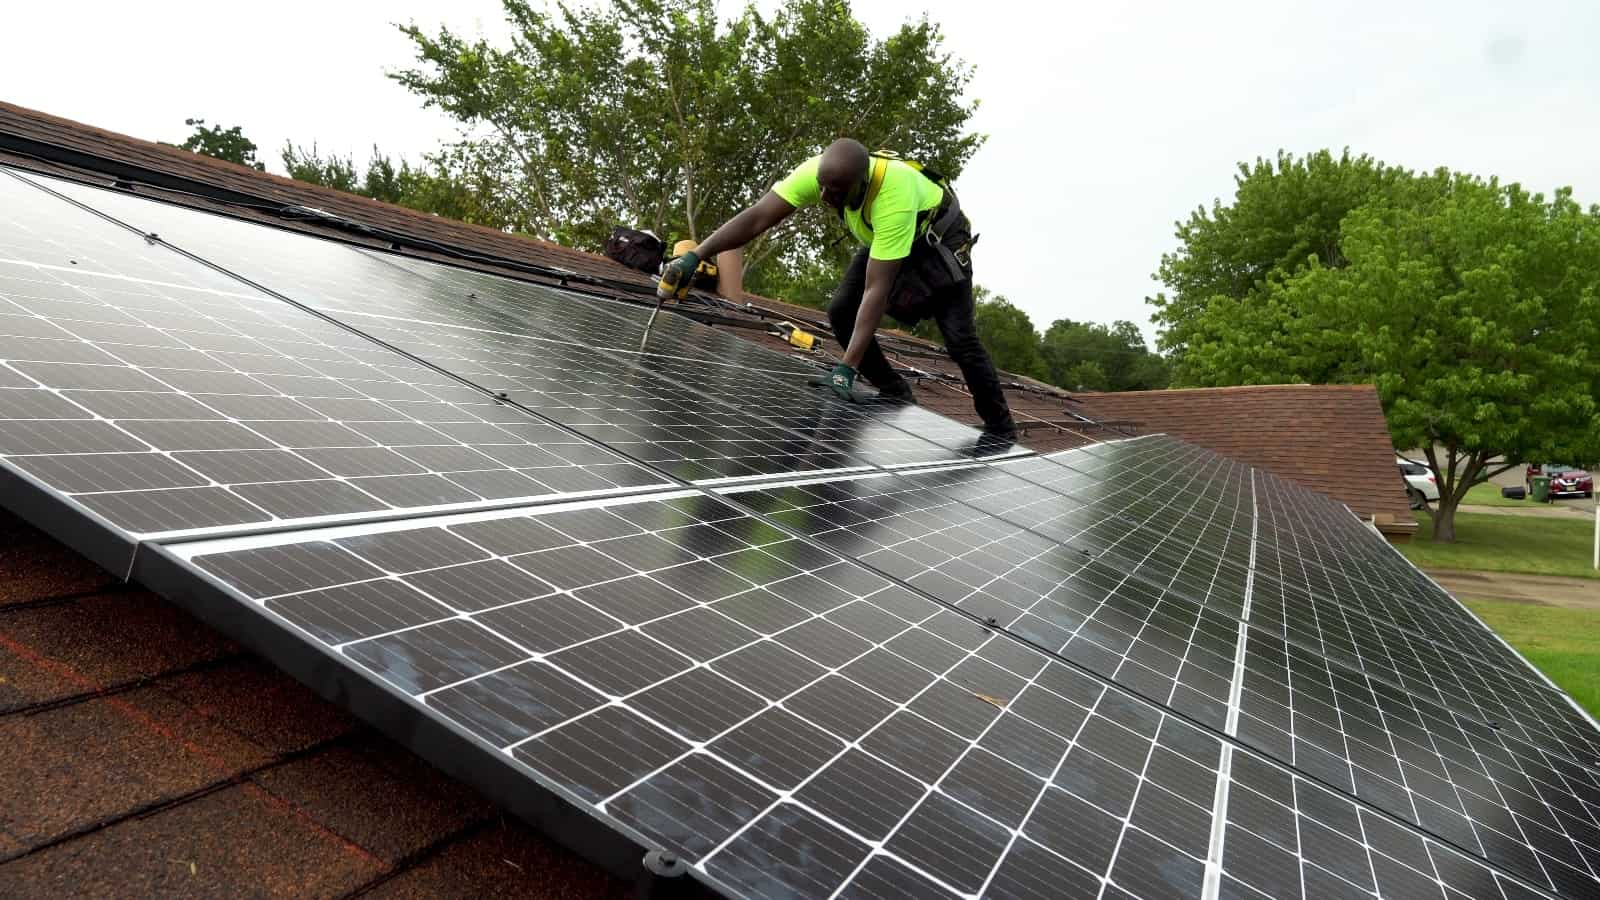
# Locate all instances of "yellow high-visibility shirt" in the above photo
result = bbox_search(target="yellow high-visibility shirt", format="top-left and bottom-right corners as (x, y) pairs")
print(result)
(773, 155), (944, 261)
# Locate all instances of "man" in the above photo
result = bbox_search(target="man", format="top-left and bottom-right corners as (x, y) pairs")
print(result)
(661, 138), (1016, 440)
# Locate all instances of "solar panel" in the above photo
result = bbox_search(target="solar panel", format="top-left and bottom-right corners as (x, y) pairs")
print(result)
(156, 488), (1571, 899)
(717, 456), (1600, 896)
(2, 165), (1594, 898)
(29, 172), (1002, 471)
(0, 172), (666, 553)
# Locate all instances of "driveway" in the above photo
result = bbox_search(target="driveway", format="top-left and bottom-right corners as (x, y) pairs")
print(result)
(1457, 503), (1594, 519)
(1426, 568), (1600, 612)
(1401, 448), (1594, 510)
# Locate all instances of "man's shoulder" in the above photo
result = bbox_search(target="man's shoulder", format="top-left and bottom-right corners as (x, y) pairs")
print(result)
(773, 155), (824, 206)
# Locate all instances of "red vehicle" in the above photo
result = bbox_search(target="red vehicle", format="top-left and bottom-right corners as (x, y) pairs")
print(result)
(1526, 463), (1595, 499)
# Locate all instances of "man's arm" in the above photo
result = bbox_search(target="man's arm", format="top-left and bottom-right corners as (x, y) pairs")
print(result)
(841, 257), (902, 367)
(694, 192), (796, 259)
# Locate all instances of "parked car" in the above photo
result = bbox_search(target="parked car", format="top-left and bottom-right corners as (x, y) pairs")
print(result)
(1396, 456), (1439, 508)
(1525, 463), (1594, 499)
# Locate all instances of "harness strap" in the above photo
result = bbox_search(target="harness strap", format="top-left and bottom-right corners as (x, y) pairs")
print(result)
(856, 157), (889, 229)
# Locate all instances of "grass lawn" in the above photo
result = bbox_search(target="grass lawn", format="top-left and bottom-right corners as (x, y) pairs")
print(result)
(1400, 510), (1599, 580)
(1461, 481), (1531, 507)
(1463, 599), (1600, 720)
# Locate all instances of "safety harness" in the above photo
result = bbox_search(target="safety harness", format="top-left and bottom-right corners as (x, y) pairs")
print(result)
(846, 150), (977, 289)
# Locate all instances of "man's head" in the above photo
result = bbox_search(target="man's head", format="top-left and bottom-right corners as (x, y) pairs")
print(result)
(818, 138), (870, 210)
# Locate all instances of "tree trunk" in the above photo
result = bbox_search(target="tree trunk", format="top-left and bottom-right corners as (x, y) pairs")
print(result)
(1427, 448), (1485, 543)
(1432, 492), (1458, 543)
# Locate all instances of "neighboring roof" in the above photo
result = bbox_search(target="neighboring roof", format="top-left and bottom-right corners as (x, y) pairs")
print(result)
(1072, 384), (1416, 528)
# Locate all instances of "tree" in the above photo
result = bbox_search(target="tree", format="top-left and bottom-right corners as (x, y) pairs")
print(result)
(1155, 158), (1600, 541)
(972, 292), (1046, 380)
(390, 0), (983, 298)
(1040, 319), (1170, 391)
(281, 143), (358, 192)
(173, 118), (265, 170)
(281, 143), (519, 231)
(1148, 149), (1407, 382)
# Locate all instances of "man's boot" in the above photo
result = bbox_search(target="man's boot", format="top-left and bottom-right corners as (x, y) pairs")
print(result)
(972, 416), (1017, 456)
(875, 377), (918, 405)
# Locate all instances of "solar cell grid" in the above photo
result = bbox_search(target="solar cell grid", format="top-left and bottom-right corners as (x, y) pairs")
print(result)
(13, 171), (959, 484)
(722, 467), (1249, 731)
(1004, 445), (1600, 853)
(374, 250), (820, 378)
(1236, 626), (1600, 893)
(721, 457), (1599, 895)
(32, 172), (999, 469)
(1027, 441), (1550, 693)
(0, 174), (665, 542)
(179, 490), (1246, 900)
(1217, 751), (1556, 900)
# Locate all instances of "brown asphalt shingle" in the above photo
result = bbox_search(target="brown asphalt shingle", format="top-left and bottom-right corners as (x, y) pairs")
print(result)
(248, 735), (496, 864)
(153, 658), (355, 757)
(0, 591), (237, 714)
(0, 784), (388, 899)
(0, 514), (119, 607)
(365, 818), (631, 900)
(0, 686), (276, 850)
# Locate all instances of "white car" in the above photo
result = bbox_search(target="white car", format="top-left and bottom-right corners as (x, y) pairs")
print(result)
(1396, 457), (1439, 509)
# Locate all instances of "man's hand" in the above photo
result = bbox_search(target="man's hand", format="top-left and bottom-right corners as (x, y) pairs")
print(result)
(828, 363), (857, 401)
(657, 250), (700, 300)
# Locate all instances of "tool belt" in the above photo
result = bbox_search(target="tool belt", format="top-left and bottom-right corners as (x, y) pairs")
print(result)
(887, 190), (977, 324)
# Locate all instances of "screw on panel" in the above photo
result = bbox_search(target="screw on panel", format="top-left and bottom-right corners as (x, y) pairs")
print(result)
(636, 849), (693, 900)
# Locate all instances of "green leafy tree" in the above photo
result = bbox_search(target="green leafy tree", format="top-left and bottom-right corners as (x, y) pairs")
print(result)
(281, 143), (359, 192)
(972, 292), (1046, 380)
(281, 143), (519, 231)
(1149, 149), (1407, 382)
(173, 118), (265, 170)
(1040, 319), (1169, 391)
(390, 0), (983, 298)
(1157, 160), (1600, 541)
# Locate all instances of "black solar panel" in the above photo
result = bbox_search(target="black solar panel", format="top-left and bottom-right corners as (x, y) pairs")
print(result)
(32, 173), (1001, 472)
(2, 165), (1595, 898)
(0, 173), (665, 547)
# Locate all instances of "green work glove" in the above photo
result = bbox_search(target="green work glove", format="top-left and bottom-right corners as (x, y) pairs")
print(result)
(656, 250), (701, 300)
(828, 363), (857, 402)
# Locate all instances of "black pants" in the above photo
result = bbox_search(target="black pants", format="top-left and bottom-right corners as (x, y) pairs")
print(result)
(828, 247), (1014, 432)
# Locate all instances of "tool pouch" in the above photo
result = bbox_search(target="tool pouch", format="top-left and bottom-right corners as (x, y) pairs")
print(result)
(604, 227), (666, 273)
(887, 191), (975, 325)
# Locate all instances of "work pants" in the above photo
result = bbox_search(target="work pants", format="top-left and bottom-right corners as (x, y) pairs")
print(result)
(827, 247), (1015, 432)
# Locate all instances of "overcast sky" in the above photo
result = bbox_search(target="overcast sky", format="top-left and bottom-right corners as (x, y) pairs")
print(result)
(7, 1), (1599, 346)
